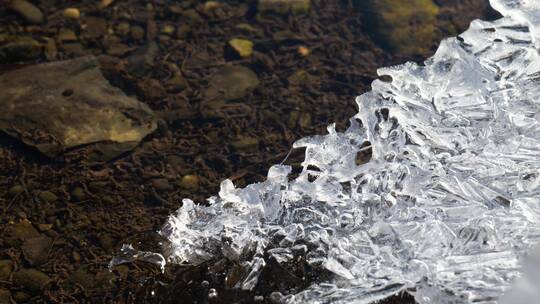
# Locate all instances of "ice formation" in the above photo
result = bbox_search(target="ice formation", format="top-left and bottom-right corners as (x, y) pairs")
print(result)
(114, 0), (540, 303)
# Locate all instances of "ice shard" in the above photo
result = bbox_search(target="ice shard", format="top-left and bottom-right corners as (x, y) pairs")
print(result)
(115, 0), (540, 302)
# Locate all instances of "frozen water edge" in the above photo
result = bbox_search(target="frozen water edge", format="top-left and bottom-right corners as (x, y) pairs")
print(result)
(112, 0), (540, 303)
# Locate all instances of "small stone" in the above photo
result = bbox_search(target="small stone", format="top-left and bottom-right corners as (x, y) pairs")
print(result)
(298, 112), (311, 128)
(115, 22), (130, 37)
(152, 178), (172, 191)
(12, 269), (50, 293)
(231, 136), (259, 152)
(0, 260), (13, 281)
(204, 1), (222, 12)
(22, 235), (51, 266)
(0, 36), (42, 62)
(8, 185), (24, 197)
(106, 43), (131, 56)
(287, 110), (300, 128)
(37, 223), (53, 232)
(182, 9), (202, 22)
(179, 175), (199, 190)
(63, 8), (81, 20)
(204, 66), (259, 101)
(161, 24), (175, 35)
(57, 28), (78, 42)
(269, 291), (284, 304)
(130, 25), (145, 41)
(38, 191), (57, 203)
(0, 289), (11, 304)
(71, 187), (86, 202)
(101, 195), (114, 204)
(228, 38), (254, 58)
(297, 45), (310, 56)
(236, 23), (260, 33)
(6, 220), (39, 245)
(9, 0), (44, 24)
(72, 251), (81, 263)
(99, 0), (115, 9)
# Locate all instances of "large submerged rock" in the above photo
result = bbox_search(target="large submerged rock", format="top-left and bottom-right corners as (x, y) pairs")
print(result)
(0, 56), (156, 161)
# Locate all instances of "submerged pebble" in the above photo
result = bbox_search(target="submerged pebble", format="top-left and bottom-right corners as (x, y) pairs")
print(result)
(13, 269), (50, 293)
(9, 0), (44, 24)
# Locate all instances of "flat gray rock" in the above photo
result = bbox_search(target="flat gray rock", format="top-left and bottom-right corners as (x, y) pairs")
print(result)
(0, 56), (156, 160)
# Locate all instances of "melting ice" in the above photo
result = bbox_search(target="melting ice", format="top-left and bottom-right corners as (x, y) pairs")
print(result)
(112, 0), (540, 303)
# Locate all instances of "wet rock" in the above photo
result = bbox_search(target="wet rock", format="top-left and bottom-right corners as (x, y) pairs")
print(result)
(63, 8), (81, 20)
(0, 56), (157, 161)
(9, 0), (44, 24)
(0, 289), (10, 304)
(12, 269), (50, 293)
(130, 25), (145, 41)
(0, 36), (42, 62)
(228, 38), (254, 57)
(204, 66), (259, 102)
(0, 260), (13, 281)
(258, 0), (311, 15)
(71, 187), (86, 202)
(22, 235), (51, 266)
(38, 191), (57, 203)
(357, 0), (439, 55)
(231, 136), (259, 152)
(126, 41), (159, 77)
(179, 175), (199, 190)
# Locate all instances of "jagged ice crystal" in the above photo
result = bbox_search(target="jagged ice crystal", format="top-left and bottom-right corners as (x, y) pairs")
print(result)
(112, 0), (540, 303)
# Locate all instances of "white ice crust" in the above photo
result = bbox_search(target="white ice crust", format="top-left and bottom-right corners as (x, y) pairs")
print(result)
(134, 1), (540, 303)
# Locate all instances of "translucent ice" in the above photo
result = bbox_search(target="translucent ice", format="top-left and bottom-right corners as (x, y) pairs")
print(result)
(120, 0), (540, 302)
